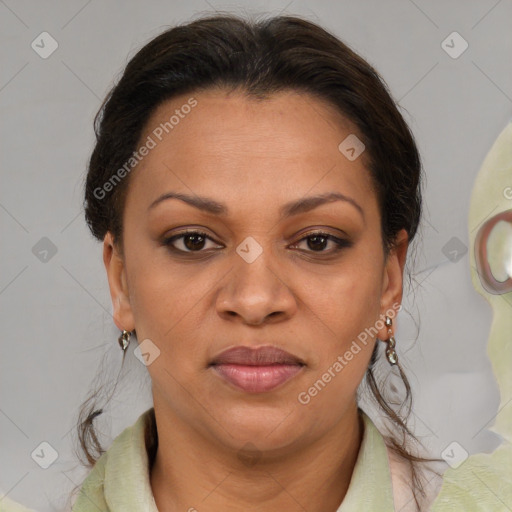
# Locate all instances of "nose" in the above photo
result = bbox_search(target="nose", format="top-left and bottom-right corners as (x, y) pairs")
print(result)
(215, 248), (298, 326)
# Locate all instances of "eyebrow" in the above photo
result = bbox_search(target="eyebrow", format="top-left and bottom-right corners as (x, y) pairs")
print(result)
(148, 191), (365, 222)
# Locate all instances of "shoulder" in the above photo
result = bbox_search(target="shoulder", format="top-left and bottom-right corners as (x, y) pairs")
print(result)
(71, 407), (156, 511)
(70, 450), (109, 511)
(0, 495), (37, 512)
(430, 442), (512, 511)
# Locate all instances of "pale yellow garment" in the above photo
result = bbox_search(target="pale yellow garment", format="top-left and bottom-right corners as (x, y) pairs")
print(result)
(68, 408), (395, 511)
(0, 498), (34, 512)
(0, 409), (396, 512)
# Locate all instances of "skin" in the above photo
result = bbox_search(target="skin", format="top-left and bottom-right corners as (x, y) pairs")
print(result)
(103, 88), (408, 512)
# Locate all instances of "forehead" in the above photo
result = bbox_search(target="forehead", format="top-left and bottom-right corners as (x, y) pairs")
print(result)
(128, 88), (376, 216)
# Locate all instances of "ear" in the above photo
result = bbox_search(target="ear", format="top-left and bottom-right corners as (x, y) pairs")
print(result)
(103, 232), (135, 332)
(377, 228), (409, 339)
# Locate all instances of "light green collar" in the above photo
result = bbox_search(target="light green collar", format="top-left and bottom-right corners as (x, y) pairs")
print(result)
(337, 411), (395, 511)
(72, 408), (395, 511)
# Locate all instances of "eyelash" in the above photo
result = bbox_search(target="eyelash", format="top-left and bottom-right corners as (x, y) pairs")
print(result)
(162, 229), (352, 256)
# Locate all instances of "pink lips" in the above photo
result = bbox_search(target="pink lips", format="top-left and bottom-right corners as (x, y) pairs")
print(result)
(210, 346), (305, 393)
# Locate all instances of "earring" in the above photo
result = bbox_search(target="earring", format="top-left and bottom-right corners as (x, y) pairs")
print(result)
(383, 316), (398, 365)
(118, 330), (131, 351)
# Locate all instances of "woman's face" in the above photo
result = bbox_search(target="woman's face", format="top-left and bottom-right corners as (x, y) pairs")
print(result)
(104, 88), (407, 452)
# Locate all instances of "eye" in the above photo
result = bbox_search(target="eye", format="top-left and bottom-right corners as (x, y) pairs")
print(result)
(290, 231), (352, 254)
(163, 230), (222, 253)
(162, 229), (352, 256)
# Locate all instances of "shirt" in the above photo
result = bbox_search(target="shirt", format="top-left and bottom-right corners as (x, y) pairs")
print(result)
(3, 406), (509, 511)
(70, 408), (397, 511)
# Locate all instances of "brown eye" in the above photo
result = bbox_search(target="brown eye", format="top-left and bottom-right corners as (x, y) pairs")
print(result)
(292, 231), (352, 254)
(306, 234), (329, 251)
(182, 233), (206, 251)
(163, 230), (221, 253)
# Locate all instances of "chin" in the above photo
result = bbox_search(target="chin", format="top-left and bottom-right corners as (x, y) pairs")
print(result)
(209, 402), (305, 449)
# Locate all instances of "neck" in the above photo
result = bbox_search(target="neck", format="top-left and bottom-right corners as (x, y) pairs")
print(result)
(150, 399), (364, 512)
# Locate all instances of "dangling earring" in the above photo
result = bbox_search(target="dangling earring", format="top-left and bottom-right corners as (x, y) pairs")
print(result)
(383, 316), (398, 365)
(118, 330), (131, 351)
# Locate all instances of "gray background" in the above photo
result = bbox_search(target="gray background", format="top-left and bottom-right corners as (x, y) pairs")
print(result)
(1, 0), (511, 510)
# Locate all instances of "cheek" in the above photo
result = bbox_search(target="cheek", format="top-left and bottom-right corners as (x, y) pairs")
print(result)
(294, 273), (380, 418)
(295, 252), (383, 342)
(124, 244), (223, 372)
(127, 237), (384, 346)
(123, 243), (182, 338)
(291, 249), (383, 397)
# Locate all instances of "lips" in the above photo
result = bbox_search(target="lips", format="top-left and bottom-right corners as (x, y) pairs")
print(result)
(209, 346), (305, 393)
(210, 346), (305, 366)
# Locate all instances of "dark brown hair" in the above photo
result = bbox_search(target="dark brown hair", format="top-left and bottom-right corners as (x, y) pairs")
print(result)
(78, 12), (434, 510)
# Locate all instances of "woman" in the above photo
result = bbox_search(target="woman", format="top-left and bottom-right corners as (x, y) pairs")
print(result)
(0, 12), (444, 512)
(71, 12), (437, 512)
